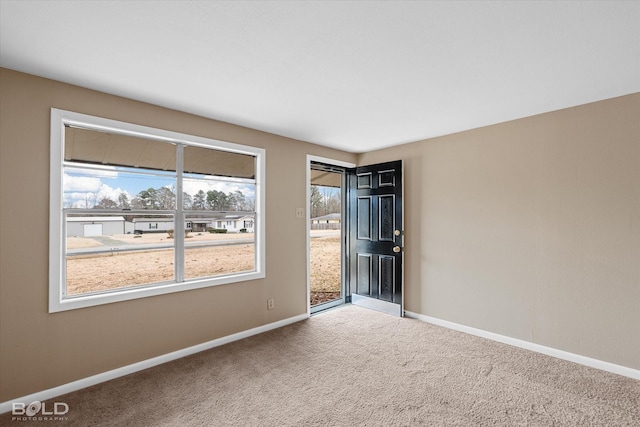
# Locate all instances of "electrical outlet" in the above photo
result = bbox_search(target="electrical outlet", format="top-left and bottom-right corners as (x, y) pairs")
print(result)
(296, 207), (304, 219)
(267, 298), (275, 310)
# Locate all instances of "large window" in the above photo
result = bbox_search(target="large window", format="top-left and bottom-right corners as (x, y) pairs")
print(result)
(49, 109), (265, 312)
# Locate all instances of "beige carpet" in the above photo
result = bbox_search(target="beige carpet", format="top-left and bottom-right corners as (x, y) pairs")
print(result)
(3, 305), (638, 426)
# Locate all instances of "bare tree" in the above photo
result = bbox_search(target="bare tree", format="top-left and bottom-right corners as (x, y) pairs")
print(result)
(156, 186), (176, 210)
(117, 192), (131, 209)
(192, 190), (206, 210)
(183, 192), (193, 210)
(94, 197), (118, 209)
(310, 186), (323, 218)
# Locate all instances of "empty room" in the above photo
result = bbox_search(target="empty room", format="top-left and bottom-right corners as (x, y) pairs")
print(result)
(0, 1), (638, 425)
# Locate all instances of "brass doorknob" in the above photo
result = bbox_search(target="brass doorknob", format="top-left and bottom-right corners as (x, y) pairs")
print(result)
(393, 246), (402, 253)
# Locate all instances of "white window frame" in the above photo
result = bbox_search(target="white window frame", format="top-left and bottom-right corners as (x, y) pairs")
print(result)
(49, 108), (265, 312)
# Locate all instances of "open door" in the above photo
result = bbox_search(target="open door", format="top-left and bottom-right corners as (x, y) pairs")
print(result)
(347, 160), (403, 317)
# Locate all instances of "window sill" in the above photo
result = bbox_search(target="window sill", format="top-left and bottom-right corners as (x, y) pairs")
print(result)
(49, 270), (265, 313)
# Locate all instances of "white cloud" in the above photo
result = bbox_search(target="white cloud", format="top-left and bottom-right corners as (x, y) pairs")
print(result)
(63, 174), (103, 192)
(97, 183), (130, 202)
(63, 174), (132, 208)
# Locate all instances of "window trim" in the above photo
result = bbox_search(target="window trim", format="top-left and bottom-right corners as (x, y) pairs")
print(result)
(49, 108), (265, 313)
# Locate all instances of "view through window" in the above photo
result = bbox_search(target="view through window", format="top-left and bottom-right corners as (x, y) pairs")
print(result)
(50, 109), (264, 311)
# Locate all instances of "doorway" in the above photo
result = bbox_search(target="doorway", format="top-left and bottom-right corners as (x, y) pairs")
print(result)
(308, 160), (347, 314)
(307, 156), (404, 316)
(307, 156), (354, 314)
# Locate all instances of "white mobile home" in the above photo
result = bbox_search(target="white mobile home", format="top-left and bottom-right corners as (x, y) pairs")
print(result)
(132, 218), (183, 233)
(211, 215), (254, 233)
(132, 217), (253, 234)
(310, 213), (341, 230)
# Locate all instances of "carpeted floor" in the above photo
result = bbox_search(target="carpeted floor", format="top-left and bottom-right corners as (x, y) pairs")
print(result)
(2, 305), (639, 426)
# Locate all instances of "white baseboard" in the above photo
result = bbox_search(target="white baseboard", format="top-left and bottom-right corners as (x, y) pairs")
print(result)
(0, 313), (309, 414)
(404, 311), (639, 380)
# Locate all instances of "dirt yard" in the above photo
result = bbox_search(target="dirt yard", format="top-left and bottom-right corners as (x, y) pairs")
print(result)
(66, 231), (342, 305)
(309, 235), (341, 305)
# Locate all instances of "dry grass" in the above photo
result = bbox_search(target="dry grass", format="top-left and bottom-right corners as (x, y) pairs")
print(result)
(67, 236), (102, 249)
(309, 235), (341, 305)
(67, 245), (254, 295)
(66, 231), (342, 305)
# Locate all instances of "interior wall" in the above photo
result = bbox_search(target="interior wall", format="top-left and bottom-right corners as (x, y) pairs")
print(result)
(358, 93), (640, 370)
(0, 68), (357, 401)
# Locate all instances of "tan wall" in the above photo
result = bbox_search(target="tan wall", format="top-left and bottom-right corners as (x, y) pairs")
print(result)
(0, 68), (356, 401)
(359, 93), (640, 370)
(1, 67), (638, 402)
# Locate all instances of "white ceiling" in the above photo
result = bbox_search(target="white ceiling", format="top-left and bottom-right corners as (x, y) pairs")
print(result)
(1, 1), (638, 153)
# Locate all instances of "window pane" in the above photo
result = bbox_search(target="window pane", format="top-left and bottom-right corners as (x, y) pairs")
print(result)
(63, 166), (176, 210)
(183, 175), (255, 211)
(183, 214), (255, 280)
(65, 214), (175, 296)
